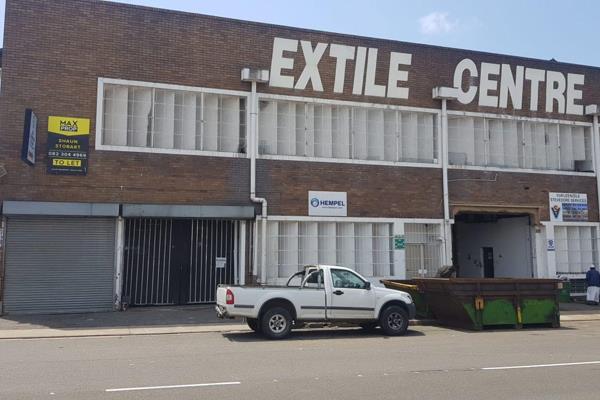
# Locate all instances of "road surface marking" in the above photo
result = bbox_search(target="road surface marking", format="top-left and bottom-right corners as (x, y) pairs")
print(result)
(482, 361), (600, 371)
(105, 381), (241, 392)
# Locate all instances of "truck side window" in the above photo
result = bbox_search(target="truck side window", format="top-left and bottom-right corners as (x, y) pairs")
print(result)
(302, 270), (323, 289)
(331, 269), (367, 289)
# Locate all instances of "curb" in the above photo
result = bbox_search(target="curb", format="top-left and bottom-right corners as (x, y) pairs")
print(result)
(0, 316), (596, 340)
(0, 319), (436, 340)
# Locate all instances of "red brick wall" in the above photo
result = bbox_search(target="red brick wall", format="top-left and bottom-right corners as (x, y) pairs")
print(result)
(257, 160), (444, 218)
(448, 170), (599, 221)
(0, 0), (598, 221)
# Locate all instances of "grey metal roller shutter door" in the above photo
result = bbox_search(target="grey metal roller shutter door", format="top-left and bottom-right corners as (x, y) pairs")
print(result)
(3, 217), (116, 314)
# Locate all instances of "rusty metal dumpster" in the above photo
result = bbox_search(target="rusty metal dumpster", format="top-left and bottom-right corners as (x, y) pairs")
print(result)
(382, 278), (561, 330)
(380, 281), (433, 319)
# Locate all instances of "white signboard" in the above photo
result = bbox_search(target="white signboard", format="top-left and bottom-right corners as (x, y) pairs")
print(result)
(549, 192), (588, 222)
(215, 257), (226, 269)
(308, 191), (347, 216)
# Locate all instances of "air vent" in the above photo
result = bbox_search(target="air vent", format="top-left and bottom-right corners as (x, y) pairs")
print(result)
(574, 160), (593, 172)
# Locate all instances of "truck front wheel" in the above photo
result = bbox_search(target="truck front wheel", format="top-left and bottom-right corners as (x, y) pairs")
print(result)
(379, 306), (409, 336)
(261, 307), (293, 340)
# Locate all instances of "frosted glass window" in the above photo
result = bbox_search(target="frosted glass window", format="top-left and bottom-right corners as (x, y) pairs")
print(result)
(258, 99), (438, 164)
(102, 83), (246, 153)
(555, 226), (599, 274)
(261, 220), (398, 283)
(448, 115), (592, 172)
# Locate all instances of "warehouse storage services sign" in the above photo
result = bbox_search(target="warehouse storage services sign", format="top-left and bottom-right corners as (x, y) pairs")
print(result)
(549, 192), (588, 222)
(308, 191), (347, 216)
(47, 116), (90, 175)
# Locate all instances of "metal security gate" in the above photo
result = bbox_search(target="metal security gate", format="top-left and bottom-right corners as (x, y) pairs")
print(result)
(122, 219), (238, 306)
(3, 217), (116, 314)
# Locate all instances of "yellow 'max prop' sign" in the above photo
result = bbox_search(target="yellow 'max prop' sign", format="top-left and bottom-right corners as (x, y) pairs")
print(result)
(47, 116), (91, 175)
(48, 116), (90, 136)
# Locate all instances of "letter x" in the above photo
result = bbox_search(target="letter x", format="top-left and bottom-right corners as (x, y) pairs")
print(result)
(295, 41), (327, 91)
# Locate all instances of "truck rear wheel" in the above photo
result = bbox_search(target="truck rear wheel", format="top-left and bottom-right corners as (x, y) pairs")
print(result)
(246, 318), (261, 333)
(379, 306), (409, 336)
(261, 307), (292, 340)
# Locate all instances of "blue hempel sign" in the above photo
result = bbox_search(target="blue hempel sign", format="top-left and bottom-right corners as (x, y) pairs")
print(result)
(21, 108), (38, 165)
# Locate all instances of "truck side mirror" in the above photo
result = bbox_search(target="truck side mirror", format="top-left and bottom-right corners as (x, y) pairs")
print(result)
(365, 281), (371, 290)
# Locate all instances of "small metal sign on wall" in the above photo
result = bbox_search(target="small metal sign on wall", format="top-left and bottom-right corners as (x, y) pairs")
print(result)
(0, 219), (4, 249)
(21, 109), (38, 165)
(394, 235), (406, 250)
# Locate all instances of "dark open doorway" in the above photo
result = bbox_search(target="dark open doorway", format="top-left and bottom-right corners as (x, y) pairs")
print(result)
(452, 213), (534, 278)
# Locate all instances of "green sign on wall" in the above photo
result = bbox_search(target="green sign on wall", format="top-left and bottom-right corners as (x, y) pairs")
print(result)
(394, 235), (405, 250)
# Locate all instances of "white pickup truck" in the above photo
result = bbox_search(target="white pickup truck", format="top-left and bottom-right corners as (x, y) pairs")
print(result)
(216, 265), (415, 339)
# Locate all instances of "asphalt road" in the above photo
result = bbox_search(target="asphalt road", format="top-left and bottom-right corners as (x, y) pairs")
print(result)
(2, 321), (600, 400)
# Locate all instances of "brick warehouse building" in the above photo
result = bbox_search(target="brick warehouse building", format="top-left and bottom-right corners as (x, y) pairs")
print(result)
(1, 0), (600, 314)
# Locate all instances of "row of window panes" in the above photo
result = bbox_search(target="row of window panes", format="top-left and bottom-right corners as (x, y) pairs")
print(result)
(555, 226), (599, 274)
(102, 84), (247, 153)
(448, 116), (592, 171)
(259, 221), (395, 280)
(258, 100), (438, 163)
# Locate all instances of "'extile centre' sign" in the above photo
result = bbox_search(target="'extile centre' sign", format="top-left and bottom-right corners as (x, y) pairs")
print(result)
(269, 37), (586, 116)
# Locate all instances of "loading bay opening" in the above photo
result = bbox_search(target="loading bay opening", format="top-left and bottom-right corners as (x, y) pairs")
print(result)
(453, 212), (535, 278)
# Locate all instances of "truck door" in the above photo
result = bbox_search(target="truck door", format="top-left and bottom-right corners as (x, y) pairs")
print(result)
(328, 268), (375, 320)
(296, 269), (327, 320)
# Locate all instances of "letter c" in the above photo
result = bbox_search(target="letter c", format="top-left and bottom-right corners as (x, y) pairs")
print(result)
(454, 58), (478, 105)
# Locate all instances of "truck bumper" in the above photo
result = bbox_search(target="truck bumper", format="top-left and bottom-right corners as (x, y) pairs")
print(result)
(407, 302), (417, 320)
(215, 305), (234, 319)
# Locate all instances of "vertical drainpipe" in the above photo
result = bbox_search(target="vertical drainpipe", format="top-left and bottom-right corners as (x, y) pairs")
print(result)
(248, 80), (268, 284)
(441, 98), (451, 266)
(0, 215), (6, 314)
(584, 105), (600, 270)
(592, 113), (600, 220)
(434, 87), (458, 267)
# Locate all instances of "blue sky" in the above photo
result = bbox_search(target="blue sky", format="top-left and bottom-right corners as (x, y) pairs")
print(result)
(1, 0), (599, 67)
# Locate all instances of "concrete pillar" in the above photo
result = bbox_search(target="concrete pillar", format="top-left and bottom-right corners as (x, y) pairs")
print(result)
(239, 221), (246, 285)
(392, 220), (406, 279)
(113, 217), (125, 310)
(443, 220), (453, 267)
(544, 224), (557, 278)
(0, 216), (6, 314)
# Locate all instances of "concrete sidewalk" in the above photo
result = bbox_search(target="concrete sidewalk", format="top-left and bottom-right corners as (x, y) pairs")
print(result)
(1, 302), (599, 339)
(0, 305), (249, 339)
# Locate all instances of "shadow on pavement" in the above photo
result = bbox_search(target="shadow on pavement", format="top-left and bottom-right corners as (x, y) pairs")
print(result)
(0, 305), (240, 331)
(222, 328), (425, 342)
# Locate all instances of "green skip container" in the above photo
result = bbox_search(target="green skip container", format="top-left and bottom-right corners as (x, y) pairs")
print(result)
(381, 278), (562, 330)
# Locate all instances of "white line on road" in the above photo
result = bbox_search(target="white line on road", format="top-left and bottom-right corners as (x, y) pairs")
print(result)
(105, 381), (241, 392)
(482, 361), (600, 371)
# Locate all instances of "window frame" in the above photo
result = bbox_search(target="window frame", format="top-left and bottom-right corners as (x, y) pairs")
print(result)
(95, 77), (250, 159)
(447, 110), (595, 177)
(256, 92), (442, 169)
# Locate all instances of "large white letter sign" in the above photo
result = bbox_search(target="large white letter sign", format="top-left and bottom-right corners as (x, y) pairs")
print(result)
(270, 37), (298, 89)
(295, 41), (328, 91)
